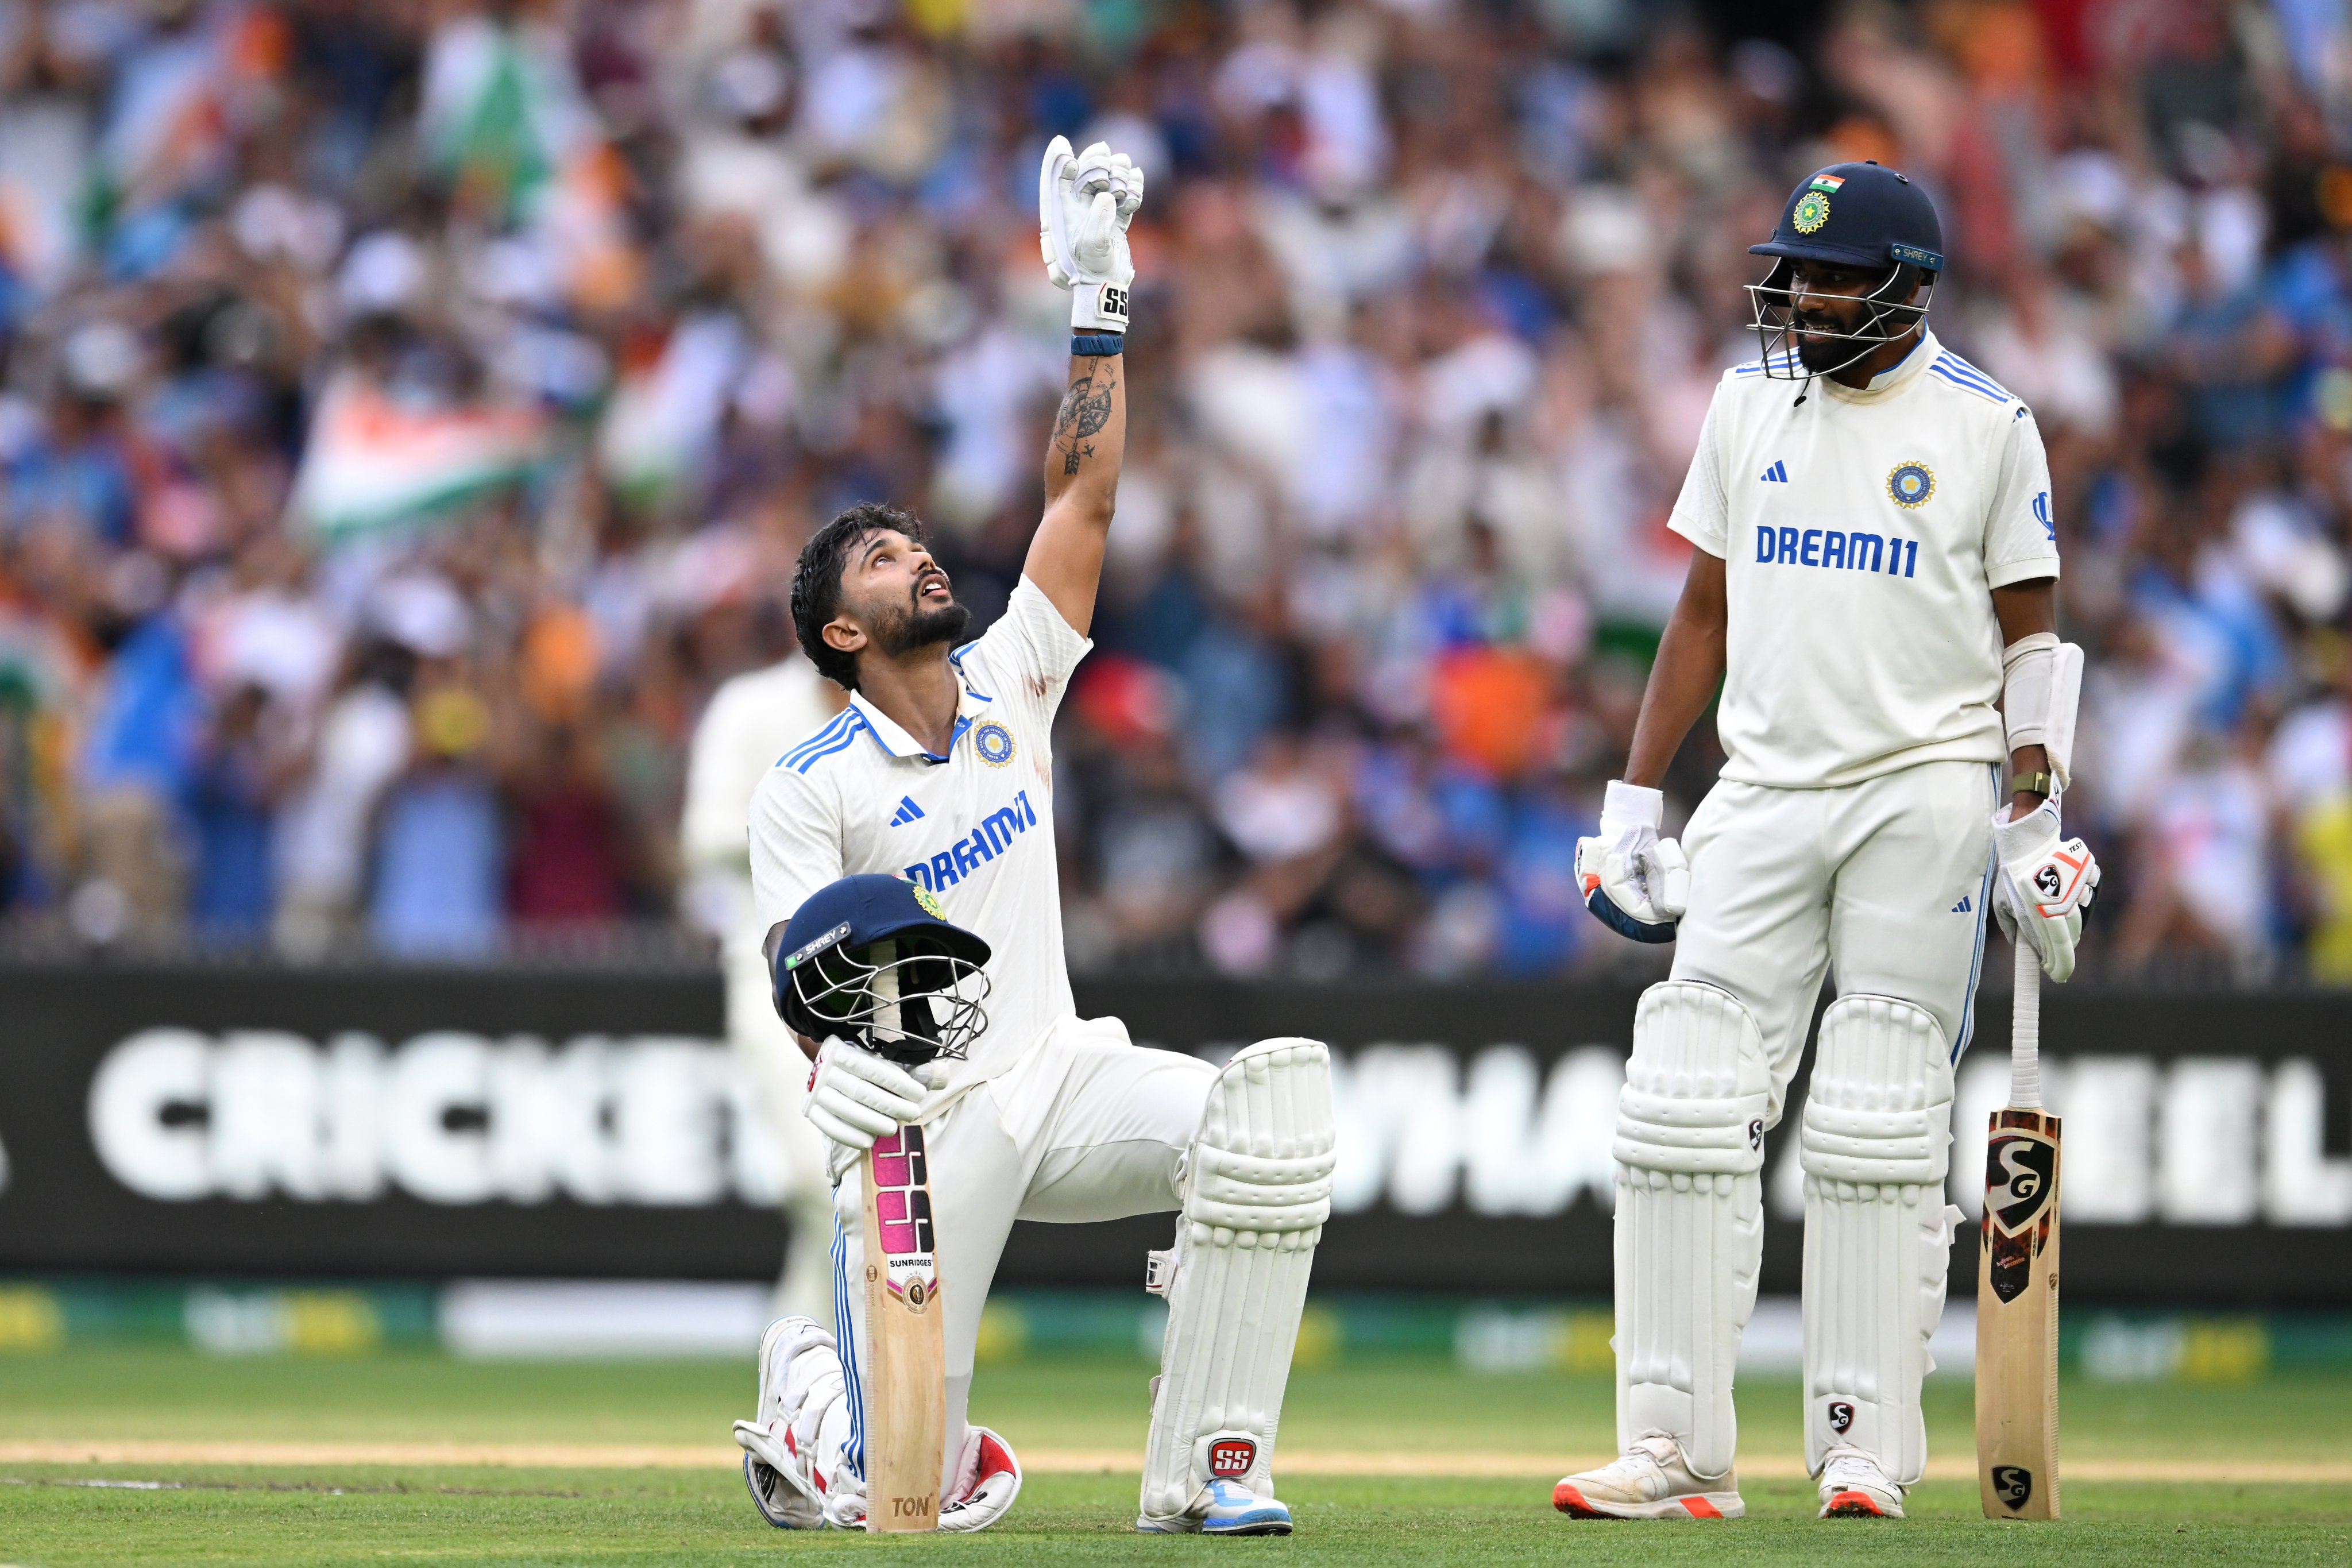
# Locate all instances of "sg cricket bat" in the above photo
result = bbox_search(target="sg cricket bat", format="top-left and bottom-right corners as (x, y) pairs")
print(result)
(1975, 940), (2061, 1520)
(859, 943), (946, 1532)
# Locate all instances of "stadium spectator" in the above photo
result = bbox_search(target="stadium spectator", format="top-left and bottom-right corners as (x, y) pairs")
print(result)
(0, 0), (2347, 981)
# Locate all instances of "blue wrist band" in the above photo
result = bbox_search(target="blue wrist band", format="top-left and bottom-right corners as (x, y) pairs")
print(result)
(1070, 333), (1125, 357)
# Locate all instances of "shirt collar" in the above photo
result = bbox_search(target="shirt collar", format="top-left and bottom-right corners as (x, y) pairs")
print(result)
(1825, 327), (1936, 402)
(848, 666), (994, 763)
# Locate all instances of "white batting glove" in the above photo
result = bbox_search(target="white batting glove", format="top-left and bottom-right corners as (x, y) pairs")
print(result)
(1039, 136), (1142, 331)
(1991, 800), (2100, 983)
(1575, 780), (1690, 944)
(804, 1037), (945, 1158)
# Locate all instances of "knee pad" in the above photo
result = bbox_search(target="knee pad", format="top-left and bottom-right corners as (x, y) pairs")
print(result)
(1140, 1038), (1335, 1524)
(1613, 982), (1769, 1481)
(1800, 994), (1964, 1486)
(1616, 980), (1774, 1177)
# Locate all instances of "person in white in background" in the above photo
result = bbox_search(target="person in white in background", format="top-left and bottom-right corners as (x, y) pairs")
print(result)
(681, 647), (841, 1322)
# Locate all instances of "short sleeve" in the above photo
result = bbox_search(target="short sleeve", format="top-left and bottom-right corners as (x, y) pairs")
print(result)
(748, 764), (843, 937)
(1983, 407), (2063, 589)
(968, 575), (1092, 724)
(1666, 387), (1731, 558)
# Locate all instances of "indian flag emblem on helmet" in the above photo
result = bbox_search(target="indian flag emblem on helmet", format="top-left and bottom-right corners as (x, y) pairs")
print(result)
(1809, 173), (1845, 192)
(912, 884), (946, 920)
(1887, 461), (1936, 508)
(1793, 191), (1832, 234)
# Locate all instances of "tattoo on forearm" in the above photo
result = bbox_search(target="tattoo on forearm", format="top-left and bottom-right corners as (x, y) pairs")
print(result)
(1053, 364), (1116, 476)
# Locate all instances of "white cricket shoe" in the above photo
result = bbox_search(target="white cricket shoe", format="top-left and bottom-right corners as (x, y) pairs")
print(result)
(1552, 1435), (1744, 1520)
(1817, 1445), (1905, 1518)
(732, 1316), (859, 1529)
(1137, 1479), (1295, 1536)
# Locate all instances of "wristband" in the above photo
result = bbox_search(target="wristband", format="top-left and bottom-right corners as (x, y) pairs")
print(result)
(1070, 333), (1125, 357)
(2010, 771), (2054, 799)
(1072, 278), (1130, 331)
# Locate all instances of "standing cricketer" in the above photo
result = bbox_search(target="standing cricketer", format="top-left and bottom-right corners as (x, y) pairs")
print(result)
(681, 648), (840, 1323)
(727, 136), (1336, 1536)
(1558, 163), (2102, 1521)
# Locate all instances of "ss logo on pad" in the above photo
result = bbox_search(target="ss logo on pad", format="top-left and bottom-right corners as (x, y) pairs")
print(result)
(1208, 1438), (1256, 1477)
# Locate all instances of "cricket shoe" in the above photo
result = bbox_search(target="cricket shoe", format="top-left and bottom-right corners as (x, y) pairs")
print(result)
(1136, 1480), (1295, 1536)
(1552, 1435), (1744, 1519)
(732, 1316), (855, 1529)
(1817, 1445), (1905, 1518)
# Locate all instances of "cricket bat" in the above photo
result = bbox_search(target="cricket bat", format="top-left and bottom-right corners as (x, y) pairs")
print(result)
(1975, 940), (2061, 1520)
(859, 943), (946, 1532)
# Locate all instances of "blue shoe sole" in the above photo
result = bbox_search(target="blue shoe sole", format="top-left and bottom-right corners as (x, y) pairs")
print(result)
(1202, 1509), (1294, 1536)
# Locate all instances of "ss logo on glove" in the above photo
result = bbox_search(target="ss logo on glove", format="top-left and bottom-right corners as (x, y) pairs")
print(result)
(1096, 284), (1129, 321)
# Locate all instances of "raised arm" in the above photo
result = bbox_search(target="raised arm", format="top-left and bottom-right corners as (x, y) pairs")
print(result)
(1025, 352), (1126, 635)
(1026, 136), (1144, 637)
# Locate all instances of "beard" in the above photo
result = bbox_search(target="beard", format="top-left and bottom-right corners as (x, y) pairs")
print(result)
(1794, 316), (1868, 372)
(871, 593), (971, 658)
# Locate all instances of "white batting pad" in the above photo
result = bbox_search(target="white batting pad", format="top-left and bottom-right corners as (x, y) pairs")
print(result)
(1800, 994), (1961, 1485)
(1140, 1038), (1336, 1525)
(1613, 982), (1771, 1480)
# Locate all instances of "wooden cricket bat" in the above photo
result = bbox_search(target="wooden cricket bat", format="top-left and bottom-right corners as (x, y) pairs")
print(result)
(1976, 940), (2061, 1520)
(859, 943), (945, 1532)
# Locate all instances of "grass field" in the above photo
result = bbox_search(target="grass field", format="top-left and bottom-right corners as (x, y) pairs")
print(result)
(3, 1348), (2350, 1565)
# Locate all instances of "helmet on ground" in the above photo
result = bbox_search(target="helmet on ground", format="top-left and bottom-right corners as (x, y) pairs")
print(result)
(771, 874), (991, 1063)
(1746, 161), (1944, 381)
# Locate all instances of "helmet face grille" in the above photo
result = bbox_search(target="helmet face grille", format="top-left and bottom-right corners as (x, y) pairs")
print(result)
(1745, 262), (1932, 382)
(787, 934), (990, 1063)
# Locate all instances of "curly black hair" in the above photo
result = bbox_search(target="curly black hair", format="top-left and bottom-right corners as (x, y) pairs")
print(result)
(789, 502), (928, 692)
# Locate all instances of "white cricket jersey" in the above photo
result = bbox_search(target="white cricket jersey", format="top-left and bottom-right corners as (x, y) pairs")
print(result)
(1669, 329), (2061, 789)
(748, 576), (1088, 1091)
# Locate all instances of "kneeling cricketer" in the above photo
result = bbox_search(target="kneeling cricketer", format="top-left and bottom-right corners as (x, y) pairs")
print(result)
(728, 137), (1337, 1536)
(1560, 163), (2100, 1521)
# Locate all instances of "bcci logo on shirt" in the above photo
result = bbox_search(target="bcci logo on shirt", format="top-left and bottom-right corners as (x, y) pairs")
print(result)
(1887, 461), (1935, 509)
(973, 720), (1015, 767)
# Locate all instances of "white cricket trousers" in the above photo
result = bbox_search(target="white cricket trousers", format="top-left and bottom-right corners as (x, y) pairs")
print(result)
(831, 1015), (1216, 1499)
(1673, 759), (1999, 1114)
(1620, 758), (1996, 1482)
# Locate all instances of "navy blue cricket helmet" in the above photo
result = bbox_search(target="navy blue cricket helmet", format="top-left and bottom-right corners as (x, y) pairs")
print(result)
(772, 874), (991, 1062)
(1747, 161), (1944, 381)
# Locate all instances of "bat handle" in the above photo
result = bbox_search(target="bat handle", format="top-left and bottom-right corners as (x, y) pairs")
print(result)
(2011, 939), (2042, 1110)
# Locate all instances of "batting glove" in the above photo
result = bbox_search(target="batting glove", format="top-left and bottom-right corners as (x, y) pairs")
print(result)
(1990, 800), (2100, 983)
(1039, 135), (1142, 331)
(1575, 780), (1690, 944)
(804, 1037), (945, 1157)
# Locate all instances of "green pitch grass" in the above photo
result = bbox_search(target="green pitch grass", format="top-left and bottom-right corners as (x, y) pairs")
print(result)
(3, 1348), (2349, 1566)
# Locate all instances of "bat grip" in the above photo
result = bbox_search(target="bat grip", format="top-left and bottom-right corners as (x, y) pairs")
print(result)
(2011, 939), (2041, 1110)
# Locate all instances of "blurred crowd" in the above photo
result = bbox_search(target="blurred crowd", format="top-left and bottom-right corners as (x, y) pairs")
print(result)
(7, 0), (2352, 979)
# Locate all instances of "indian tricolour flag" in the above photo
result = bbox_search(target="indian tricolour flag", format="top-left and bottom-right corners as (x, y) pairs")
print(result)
(1810, 173), (1846, 192)
(289, 374), (547, 540)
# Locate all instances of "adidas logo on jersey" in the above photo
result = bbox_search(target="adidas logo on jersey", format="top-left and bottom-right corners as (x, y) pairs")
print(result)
(1952, 894), (1972, 913)
(1759, 460), (1789, 483)
(889, 795), (926, 827)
